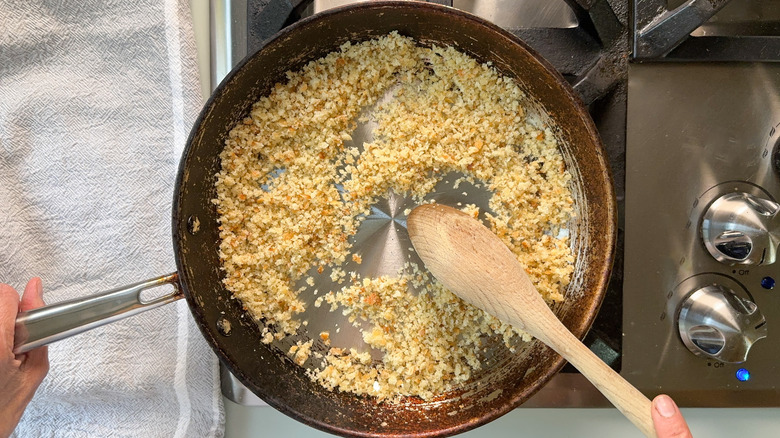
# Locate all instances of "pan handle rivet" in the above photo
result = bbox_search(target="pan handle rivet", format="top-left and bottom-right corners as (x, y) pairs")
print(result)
(216, 316), (232, 336)
(187, 215), (201, 235)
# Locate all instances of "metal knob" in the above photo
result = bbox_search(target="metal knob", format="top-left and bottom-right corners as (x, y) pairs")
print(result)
(701, 192), (780, 265)
(678, 285), (767, 363)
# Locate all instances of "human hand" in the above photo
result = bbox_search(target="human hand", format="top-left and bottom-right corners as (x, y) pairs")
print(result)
(652, 394), (692, 438)
(0, 278), (50, 438)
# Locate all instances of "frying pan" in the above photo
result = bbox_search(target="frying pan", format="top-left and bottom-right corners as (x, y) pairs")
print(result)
(13, 2), (616, 437)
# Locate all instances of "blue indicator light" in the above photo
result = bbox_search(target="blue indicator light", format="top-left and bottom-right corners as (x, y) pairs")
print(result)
(736, 368), (751, 382)
(761, 277), (775, 290)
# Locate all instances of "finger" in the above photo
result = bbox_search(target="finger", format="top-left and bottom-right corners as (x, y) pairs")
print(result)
(0, 283), (21, 351)
(20, 277), (45, 312)
(18, 278), (50, 376)
(20, 342), (49, 383)
(652, 394), (692, 438)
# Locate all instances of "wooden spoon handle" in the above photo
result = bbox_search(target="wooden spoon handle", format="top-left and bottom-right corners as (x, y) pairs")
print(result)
(493, 267), (656, 437)
(534, 321), (656, 438)
(498, 264), (657, 437)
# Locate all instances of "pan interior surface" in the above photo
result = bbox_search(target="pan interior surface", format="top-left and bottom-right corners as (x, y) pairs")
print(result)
(173, 2), (615, 437)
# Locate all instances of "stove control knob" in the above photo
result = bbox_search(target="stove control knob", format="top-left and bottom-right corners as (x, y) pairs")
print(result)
(678, 285), (767, 363)
(701, 192), (780, 265)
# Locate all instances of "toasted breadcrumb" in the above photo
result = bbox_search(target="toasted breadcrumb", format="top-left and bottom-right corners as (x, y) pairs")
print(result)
(288, 339), (314, 366)
(214, 33), (574, 401)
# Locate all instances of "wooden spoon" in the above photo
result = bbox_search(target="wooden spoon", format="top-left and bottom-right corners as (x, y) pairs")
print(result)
(407, 204), (656, 438)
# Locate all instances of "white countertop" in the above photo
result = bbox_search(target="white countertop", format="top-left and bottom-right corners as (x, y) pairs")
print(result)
(188, 2), (780, 436)
(223, 400), (780, 437)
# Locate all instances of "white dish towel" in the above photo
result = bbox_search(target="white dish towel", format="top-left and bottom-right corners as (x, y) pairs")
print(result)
(0, 0), (224, 436)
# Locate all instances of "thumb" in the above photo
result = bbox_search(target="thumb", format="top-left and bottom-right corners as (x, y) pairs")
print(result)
(652, 394), (692, 438)
(20, 277), (45, 311)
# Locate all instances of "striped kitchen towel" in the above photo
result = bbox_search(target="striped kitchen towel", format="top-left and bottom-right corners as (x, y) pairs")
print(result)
(0, 0), (224, 436)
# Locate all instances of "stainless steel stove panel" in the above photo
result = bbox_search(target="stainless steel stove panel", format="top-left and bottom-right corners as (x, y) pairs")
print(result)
(624, 62), (780, 406)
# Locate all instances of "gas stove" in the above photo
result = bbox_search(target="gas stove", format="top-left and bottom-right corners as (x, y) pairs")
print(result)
(211, 0), (780, 408)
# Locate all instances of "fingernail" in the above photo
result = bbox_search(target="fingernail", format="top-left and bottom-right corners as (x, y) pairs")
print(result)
(34, 277), (42, 296)
(655, 394), (677, 418)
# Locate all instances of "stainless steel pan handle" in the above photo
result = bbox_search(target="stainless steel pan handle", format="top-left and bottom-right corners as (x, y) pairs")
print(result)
(13, 273), (183, 354)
